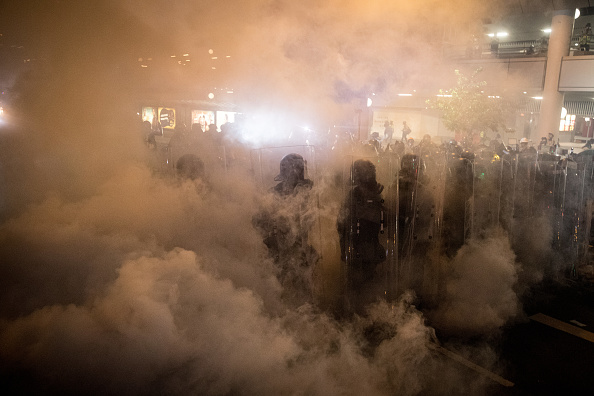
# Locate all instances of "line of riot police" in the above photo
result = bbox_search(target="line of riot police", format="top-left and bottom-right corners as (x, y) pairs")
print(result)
(335, 135), (594, 316)
(142, 119), (594, 316)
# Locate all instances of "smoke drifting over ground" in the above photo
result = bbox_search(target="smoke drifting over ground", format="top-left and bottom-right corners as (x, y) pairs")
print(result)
(428, 234), (520, 335)
(0, 1), (555, 394)
(0, 161), (503, 395)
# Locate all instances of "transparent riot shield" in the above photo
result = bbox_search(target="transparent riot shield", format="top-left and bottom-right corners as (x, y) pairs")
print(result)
(146, 134), (175, 178)
(511, 152), (539, 222)
(337, 153), (390, 315)
(576, 152), (594, 279)
(553, 154), (594, 277)
(250, 145), (323, 308)
(414, 149), (447, 305)
(442, 150), (474, 258)
(468, 149), (505, 238)
(577, 154), (594, 276)
(335, 148), (446, 312)
(166, 129), (230, 180)
(250, 145), (317, 193)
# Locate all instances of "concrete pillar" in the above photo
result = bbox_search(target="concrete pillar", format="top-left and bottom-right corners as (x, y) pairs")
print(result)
(536, 9), (574, 140)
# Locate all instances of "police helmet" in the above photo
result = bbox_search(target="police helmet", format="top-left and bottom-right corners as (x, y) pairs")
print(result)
(352, 159), (377, 185)
(176, 154), (205, 180)
(275, 153), (305, 182)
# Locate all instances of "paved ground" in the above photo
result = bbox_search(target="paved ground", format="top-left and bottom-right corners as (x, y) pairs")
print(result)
(431, 277), (594, 395)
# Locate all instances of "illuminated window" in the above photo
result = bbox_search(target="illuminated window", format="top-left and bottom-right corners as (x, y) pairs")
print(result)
(559, 114), (576, 132)
(142, 107), (155, 123)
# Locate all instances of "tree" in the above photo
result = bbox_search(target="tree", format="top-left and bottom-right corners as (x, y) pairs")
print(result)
(426, 68), (509, 141)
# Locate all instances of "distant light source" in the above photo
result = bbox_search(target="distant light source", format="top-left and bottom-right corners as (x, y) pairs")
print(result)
(208, 93), (215, 99)
(531, 96), (543, 100)
(209, 49), (214, 54)
(367, 98), (372, 107)
(542, 28), (551, 33)
(398, 93), (412, 97)
(575, 8), (581, 19)
(496, 32), (508, 38)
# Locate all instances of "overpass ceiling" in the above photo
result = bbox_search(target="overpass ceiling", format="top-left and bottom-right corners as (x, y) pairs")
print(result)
(496, 0), (593, 14)
(565, 91), (594, 101)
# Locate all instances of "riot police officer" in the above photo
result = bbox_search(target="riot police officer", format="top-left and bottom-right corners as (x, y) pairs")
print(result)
(337, 159), (386, 315)
(253, 153), (317, 307)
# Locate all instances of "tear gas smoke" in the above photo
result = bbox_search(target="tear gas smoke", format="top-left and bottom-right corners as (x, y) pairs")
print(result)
(427, 233), (520, 335)
(0, 1), (557, 395)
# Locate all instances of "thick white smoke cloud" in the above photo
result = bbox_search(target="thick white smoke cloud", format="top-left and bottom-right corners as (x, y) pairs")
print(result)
(428, 233), (520, 335)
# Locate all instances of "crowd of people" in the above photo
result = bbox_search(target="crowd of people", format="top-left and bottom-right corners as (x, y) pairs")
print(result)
(141, 118), (591, 317)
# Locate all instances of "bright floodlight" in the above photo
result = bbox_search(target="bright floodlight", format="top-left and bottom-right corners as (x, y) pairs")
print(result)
(575, 8), (581, 19)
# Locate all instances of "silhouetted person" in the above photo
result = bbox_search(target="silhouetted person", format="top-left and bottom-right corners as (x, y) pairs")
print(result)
(253, 153), (316, 307)
(369, 132), (382, 152)
(175, 154), (205, 181)
(490, 36), (499, 57)
(583, 139), (594, 150)
(579, 23), (591, 51)
(401, 121), (411, 142)
(383, 121), (394, 145)
(272, 153), (314, 196)
(337, 159), (386, 315)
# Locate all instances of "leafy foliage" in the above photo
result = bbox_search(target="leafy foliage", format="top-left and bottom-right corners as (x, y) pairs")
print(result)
(426, 68), (509, 138)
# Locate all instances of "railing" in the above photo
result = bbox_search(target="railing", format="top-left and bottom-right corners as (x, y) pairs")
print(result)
(445, 35), (593, 60)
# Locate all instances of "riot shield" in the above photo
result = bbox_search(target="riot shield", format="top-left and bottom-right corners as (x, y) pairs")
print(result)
(250, 145), (317, 193)
(337, 154), (390, 315)
(414, 149), (447, 305)
(442, 151), (474, 258)
(552, 155), (594, 276)
(156, 127), (231, 181)
(469, 149), (505, 238)
(334, 148), (449, 312)
(250, 146), (323, 308)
